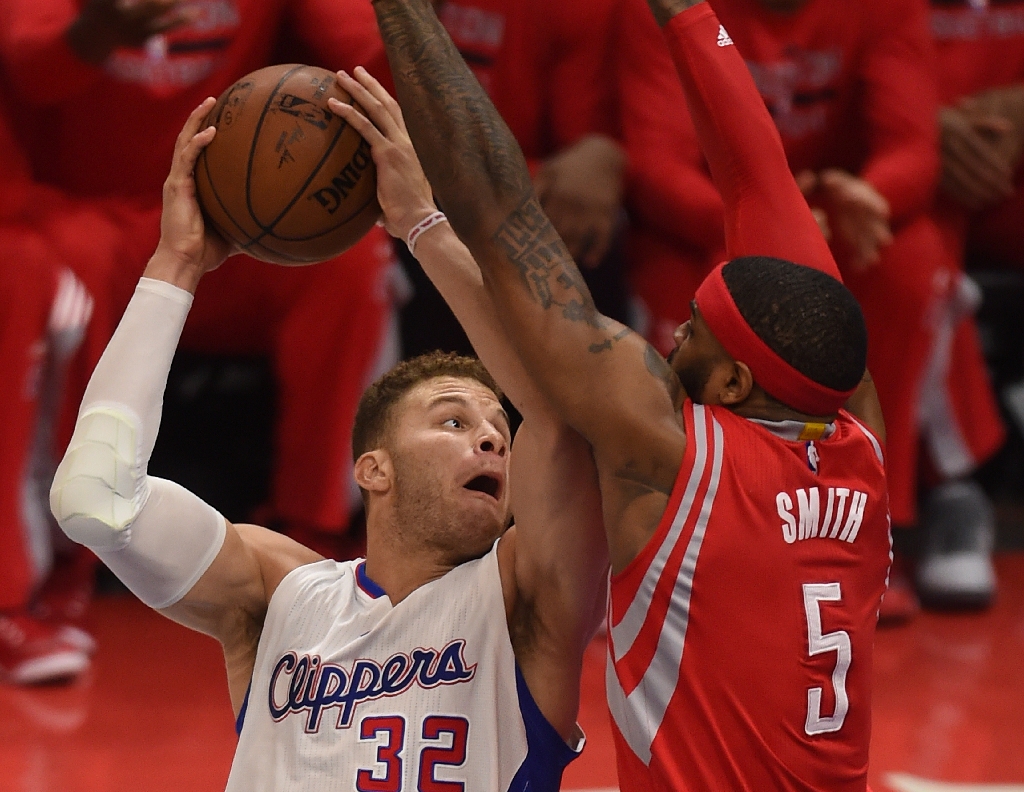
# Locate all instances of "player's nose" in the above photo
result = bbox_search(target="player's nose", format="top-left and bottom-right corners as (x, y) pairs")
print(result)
(476, 424), (508, 458)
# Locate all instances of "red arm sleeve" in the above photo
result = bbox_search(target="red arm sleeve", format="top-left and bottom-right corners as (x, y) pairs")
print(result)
(0, 0), (104, 106)
(662, 3), (840, 279)
(858, 0), (939, 224)
(617, 0), (725, 253)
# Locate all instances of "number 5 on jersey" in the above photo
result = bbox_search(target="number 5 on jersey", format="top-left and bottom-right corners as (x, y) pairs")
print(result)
(803, 583), (851, 735)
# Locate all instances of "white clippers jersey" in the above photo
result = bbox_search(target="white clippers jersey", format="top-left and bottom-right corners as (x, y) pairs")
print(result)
(226, 542), (580, 792)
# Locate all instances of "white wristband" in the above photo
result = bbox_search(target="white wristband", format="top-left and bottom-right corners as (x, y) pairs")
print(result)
(406, 211), (449, 257)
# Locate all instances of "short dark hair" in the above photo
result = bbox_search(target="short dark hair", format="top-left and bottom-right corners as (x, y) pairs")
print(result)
(352, 351), (502, 462)
(721, 256), (867, 394)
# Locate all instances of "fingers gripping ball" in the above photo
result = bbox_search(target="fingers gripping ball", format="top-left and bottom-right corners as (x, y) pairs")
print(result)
(195, 64), (381, 265)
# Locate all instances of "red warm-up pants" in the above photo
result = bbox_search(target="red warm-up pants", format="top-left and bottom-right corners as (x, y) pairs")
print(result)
(846, 214), (1003, 527)
(0, 226), (58, 610)
(0, 199), (157, 610)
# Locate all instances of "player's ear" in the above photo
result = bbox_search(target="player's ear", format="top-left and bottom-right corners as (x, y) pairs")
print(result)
(719, 360), (754, 406)
(354, 449), (393, 494)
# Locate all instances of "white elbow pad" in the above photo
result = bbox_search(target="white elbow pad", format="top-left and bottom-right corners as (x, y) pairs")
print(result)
(51, 404), (149, 551)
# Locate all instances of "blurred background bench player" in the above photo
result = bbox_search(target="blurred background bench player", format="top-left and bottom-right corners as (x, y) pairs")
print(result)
(0, 0), (399, 567)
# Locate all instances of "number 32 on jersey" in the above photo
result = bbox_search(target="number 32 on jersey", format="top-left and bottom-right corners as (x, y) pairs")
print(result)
(357, 714), (469, 791)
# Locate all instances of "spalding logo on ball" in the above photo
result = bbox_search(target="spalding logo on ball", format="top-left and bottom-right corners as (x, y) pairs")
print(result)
(196, 63), (381, 266)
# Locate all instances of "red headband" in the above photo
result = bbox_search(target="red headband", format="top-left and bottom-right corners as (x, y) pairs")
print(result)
(694, 263), (856, 415)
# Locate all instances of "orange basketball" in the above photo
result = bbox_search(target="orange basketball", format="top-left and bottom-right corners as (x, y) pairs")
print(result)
(195, 64), (380, 266)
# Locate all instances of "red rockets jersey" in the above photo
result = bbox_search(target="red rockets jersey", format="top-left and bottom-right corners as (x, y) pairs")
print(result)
(436, 0), (619, 168)
(608, 402), (890, 791)
(930, 0), (1024, 104)
(0, 0), (384, 199)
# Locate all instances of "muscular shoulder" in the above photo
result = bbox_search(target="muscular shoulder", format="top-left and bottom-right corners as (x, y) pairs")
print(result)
(234, 523), (325, 605)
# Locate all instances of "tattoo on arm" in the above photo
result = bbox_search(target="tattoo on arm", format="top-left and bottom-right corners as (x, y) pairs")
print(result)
(492, 198), (678, 392)
(589, 327), (631, 355)
(374, 0), (681, 407)
(493, 196), (605, 327)
(372, 0), (533, 239)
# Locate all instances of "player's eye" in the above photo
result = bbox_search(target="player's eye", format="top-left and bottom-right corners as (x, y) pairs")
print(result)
(442, 417), (462, 429)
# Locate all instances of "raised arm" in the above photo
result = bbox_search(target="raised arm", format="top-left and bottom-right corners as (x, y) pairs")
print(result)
(48, 100), (319, 713)
(332, 69), (609, 739)
(368, 0), (684, 493)
(647, 0), (839, 276)
(332, 68), (563, 426)
(649, 0), (886, 434)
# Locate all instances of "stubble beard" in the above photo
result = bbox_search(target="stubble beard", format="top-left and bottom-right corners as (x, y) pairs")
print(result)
(677, 357), (715, 404)
(391, 459), (501, 563)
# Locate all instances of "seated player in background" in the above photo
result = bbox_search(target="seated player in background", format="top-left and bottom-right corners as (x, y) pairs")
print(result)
(915, 0), (1024, 608)
(368, 0), (891, 787)
(617, 0), (1002, 619)
(0, 84), (120, 684)
(50, 97), (608, 790)
(0, 0), (397, 559)
(933, 0), (1024, 271)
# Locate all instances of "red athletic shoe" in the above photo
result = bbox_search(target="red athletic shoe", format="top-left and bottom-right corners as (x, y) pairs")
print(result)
(0, 611), (89, 685)
(32, 552), (98, 655)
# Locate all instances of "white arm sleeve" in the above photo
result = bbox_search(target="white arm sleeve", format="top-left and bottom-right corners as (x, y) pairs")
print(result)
(50, 278), (226, 609)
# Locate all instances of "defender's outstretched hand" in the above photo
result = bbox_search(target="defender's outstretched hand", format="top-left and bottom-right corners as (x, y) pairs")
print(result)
(148, 97), (234, 293)
(330, 68), (440, 244)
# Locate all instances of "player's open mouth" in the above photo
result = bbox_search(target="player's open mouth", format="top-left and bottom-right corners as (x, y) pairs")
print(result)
(464, 474), (502, 500)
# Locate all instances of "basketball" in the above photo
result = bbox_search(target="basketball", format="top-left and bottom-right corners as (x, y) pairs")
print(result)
(195, 63), (381, 266)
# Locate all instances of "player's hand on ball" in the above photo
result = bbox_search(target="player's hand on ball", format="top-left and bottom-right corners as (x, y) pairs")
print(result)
(329, 68), (439, 242)
(151, 97), (234, 291)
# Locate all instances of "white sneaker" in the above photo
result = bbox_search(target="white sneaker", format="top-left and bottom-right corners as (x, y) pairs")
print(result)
(916, 480), (997, 609)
